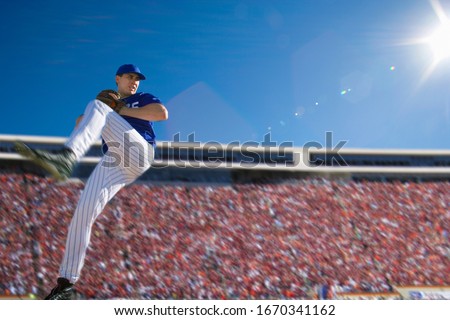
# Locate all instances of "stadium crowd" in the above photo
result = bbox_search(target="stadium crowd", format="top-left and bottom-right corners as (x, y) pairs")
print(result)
(0, 172), (448, 299)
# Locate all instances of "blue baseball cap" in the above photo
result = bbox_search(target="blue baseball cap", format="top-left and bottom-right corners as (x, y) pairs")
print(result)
(116, 64), (146, 80)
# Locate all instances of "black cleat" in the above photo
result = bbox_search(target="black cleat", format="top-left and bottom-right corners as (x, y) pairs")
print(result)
(44, 278), (74, 300)
(14, 141), (76, 181)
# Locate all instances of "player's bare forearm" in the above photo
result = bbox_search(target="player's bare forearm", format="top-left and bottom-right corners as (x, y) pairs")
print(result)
(119, 103), (168, 121)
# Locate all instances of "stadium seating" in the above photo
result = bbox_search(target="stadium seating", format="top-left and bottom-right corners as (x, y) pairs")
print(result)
(0, 173), (448, 299)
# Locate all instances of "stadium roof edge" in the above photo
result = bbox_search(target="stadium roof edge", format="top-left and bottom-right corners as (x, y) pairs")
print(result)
(5, 153), (450, 173)
(1, 134), (450, 155)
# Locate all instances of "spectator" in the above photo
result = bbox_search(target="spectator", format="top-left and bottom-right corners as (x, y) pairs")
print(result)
(0, 173), (448, 299)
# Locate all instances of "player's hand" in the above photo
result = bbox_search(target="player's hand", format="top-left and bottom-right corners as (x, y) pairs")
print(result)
(96, 89), (126, 113)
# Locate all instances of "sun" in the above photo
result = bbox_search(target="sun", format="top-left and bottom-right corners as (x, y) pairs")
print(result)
(414, 0), (450, 85)
(427, 22), (450, 63)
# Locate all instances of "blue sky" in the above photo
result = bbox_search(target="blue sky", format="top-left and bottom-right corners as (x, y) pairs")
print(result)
(2, 0), (450, 149)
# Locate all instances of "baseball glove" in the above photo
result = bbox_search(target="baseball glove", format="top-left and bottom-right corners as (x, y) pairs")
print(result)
(96, 89), (126, 113)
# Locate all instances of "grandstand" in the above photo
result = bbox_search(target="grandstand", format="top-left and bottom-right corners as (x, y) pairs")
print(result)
(0, 134), (449, 299)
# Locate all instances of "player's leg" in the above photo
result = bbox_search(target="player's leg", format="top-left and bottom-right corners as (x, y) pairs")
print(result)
(58, 154), (128, 283)
(64, 99), (113, 160)
(101, 111), (154, 179)
(14, 99), (118, 181)
(44, 155), (126, 299)
(46, 120), (153, 298)
(59, 119), (154, 281)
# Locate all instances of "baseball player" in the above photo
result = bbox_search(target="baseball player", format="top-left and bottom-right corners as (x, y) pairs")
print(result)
(14, 64), (168, 299)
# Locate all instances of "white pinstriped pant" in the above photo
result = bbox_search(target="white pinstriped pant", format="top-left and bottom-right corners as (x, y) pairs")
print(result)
(60, 99), (154, 283)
